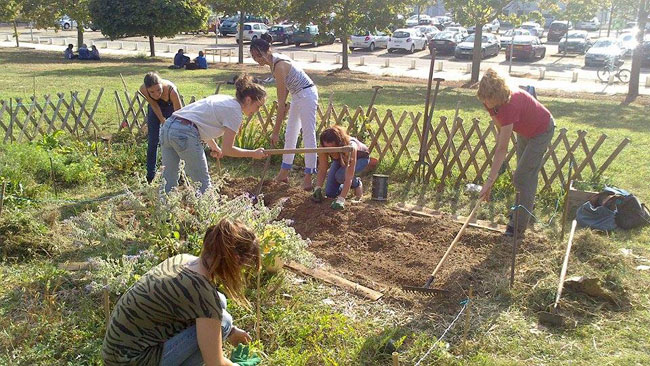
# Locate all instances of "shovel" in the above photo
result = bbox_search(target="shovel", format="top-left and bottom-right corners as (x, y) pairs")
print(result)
(403, 200), (482, 295)
(538, 220), (577, 326)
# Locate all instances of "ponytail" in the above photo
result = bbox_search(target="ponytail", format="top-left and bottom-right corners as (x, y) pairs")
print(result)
(234, 73), (267, 103)
(200, 219), (260, 307)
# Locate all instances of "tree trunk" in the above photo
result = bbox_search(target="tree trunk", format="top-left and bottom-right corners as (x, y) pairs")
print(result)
(77, 26), (84, 49)
(238, 11), (246, 64)
(627, 0), (648, 101)
(607, 4), (614, 37)
(149, 35), (155, 57)
(341, 33), (349, 70)
(13, 19), (19, 48)
(471, 23), (483, 83)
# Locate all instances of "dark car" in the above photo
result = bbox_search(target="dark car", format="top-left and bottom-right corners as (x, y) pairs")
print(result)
(505, 35), (546, 60)
(558, 30), (593, 54)
(547, 20), (573, 42)
(429, 31), (464, 54)
(267, 24), (297, 45)
(293, 25), (335, 47)
(454, 33), (499, 59)
(643, 41), (650, 66)
(219, 15), (267, 36)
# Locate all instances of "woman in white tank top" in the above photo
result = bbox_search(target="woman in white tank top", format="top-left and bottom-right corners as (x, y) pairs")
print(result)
(250, 38), (319, 191)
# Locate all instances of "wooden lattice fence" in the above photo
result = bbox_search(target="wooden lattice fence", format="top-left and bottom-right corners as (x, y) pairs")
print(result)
(114, 91), (629, 190)
(0, 89), (104, 143)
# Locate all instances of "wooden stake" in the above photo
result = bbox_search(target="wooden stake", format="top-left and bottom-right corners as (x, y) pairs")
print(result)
(560, 163), (573, 240)
(103, 277), (111, 328)
(462, 285), (473, 353)
(94, 129), (99, 157)
(0, 182), (6, 217)
(49, 155), (58, 198)
(392, 352), (399, 366)
(510, 192), (520, 287)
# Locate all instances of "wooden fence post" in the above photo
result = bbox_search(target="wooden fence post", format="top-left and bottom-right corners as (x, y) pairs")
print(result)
(510, 192), (520, 287)
(0, 182), (6, 217)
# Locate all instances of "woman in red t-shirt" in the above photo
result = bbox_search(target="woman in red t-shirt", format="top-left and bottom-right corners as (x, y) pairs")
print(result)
(477, 69), (555, 236)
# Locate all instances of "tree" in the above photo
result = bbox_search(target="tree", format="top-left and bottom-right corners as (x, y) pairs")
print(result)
(0, 0), (59, 48)
(0, 1), (21, 47)
(446, 0), (511, 83)
(212, 1), (280, 64)
(88, 0), (210, 57)
(627, 0), (649, 101)
(61, 0), (92, 49)
(289, 0), (407, 70)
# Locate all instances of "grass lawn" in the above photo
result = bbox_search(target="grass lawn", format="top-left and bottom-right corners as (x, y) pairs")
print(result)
(1, 48), (650, 365)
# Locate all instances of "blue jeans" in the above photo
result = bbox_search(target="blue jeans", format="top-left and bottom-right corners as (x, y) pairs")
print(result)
(159, 116), (211, 193)
(324, 158), (369, 198)
(160, 293), (233, 366)
(146, 103), (175, 183)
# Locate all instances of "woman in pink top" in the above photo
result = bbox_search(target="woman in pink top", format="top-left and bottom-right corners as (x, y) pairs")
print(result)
(477, 69), (555, 236)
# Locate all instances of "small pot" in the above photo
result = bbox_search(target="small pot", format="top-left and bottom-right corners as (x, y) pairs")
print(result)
(371, 174), (389, 201)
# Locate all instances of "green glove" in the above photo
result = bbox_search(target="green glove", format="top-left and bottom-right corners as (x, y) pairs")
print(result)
(331, 196), (345, 210)
(311, 187), (324, 203)
(230, 344), (261, 366)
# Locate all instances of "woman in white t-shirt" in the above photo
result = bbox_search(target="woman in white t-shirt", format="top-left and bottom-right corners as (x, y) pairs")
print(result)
(159, 74), (267, 193)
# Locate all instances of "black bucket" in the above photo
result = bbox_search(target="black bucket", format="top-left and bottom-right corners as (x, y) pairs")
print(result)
(371, 174), (389, 201)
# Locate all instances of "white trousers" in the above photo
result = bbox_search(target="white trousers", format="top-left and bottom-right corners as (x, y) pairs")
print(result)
(282, 86), (318, 174)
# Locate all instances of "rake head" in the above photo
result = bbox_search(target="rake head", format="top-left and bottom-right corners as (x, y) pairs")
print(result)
(401, 275), (449, 296)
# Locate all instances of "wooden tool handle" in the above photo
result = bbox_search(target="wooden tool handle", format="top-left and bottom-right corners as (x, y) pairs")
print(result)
(430, 200), (482, 277)
(263, 146), (353, 155)
(553, 219), (577, 309)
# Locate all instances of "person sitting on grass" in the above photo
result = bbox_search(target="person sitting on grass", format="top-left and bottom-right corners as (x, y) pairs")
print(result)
(186, 51), (208, 70)
(63, 44), (77, 59)
(159, 74), (267, 194)
(173, 48), (190, 69)
(102, 219), (261, 366)
(78, 43), (90, 60)
(312, 125), (370, 210)
(90, 45), (100, 60)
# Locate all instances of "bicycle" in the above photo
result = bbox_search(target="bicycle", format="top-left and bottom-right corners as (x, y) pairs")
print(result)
(597, 58), (630, 83)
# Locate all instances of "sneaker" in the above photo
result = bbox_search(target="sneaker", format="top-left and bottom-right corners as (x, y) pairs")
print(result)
(354, 181), (363, 200)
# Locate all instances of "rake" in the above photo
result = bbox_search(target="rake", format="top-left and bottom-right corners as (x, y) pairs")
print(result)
(403, 200), (482, 295)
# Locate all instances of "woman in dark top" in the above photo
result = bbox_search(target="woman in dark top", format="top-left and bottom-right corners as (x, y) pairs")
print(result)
(312, 126), (370, 210)
(139, 72), (182, 183)
(102, 219), (260, 366)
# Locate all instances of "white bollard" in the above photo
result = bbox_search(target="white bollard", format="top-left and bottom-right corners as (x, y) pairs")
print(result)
(184, 45), (188, 53)
(167, 44), (171, 53)
(105, 41), (109, 49)
(135, 42), (139, 51)
(120, 42), (124, 49)
(290, 52), (296, 60)
(608, 74), (615, 85)
(49, 38), (54, 45)
(5, 34), (10, 41)
(572, 69), (579, 82)
(335, 54), (341, 64)
(37, 36), (41, 44)
(539, 67), (546, 80)
(465, 63), (472, 73)
(90, 40), (94, 47)
(359, 56), (365, 66)
(436, 60), (443, 71)
(410, 59), (416, 69)
(312, 53), (318, 62)
(645, 76), (650, 88)
(384, 58), (390, 68)
(64, 38), (68, 45)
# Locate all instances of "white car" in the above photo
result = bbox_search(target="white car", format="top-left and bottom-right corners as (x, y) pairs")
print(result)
(235, 22), (269, 43)
(414, 26), (439, 41)
(485, 19), (500, 33)
(349, 31), (389, 51)
(520, 22), (544, 38)
(445, 26), (469, 39)
(576, 17), (600, 31)
(406, 14), (432, 27)
(618, 32), (639, 57)
(501, 28), (531, 48)
(58, 15), (77, 30)
(585, 38), (625, 67)
(388, 28), (428, 53)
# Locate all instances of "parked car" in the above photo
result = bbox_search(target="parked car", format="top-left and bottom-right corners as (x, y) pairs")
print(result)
(585, 38), (625, 67)
(428, 30), (464, 55)
(405, 15), (422, 27)
(219, 15), (267, 36)
(520, 22), (544, 38)
(293, 25), (335, 47)
(642, 41), (650, 66)
(548, 20), (573, 42)
(454, 33), (500, 59)
(445, 26), (468, 39)
(349, 31), (389, 51)
(267, 24), (296, 45)
(235, 22), (269, 43)
(576, 17), (600, 31)
(435, 16), (453, 27)
(500, 28), (531, 48)
(387, 28), (428, 53)
(558, 30), (593, 54)
(618, 32), (639, 57)
(415, 25), (439, 41)
(505, 35), (546, 60)
(468, 19), (500, 34)
(58, 15), (77, 30)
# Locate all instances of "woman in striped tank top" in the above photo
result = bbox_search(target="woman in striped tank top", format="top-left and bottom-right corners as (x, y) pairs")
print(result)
(311, 126), (370, 210)
(250, 39), (319, 190)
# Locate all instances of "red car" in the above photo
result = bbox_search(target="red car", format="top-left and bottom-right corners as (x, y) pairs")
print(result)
(505, 35), (546, 60)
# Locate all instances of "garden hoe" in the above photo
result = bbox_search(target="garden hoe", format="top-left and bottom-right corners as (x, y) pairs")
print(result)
(539, 220), (577, 327)
(403, 200), (482, 295)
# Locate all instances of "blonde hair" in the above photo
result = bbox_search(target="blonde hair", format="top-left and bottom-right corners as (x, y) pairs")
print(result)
(477, 68), (511, 106)
(200, 219), (260, 308)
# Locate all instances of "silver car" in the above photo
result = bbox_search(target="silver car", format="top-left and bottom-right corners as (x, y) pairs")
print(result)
(585, 38), (625, 67)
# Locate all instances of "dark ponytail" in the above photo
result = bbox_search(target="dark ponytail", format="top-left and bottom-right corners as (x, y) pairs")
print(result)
(143, 72), (161, 88)
(234, 73), (267, 103)
(250, 38), (271, 55)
